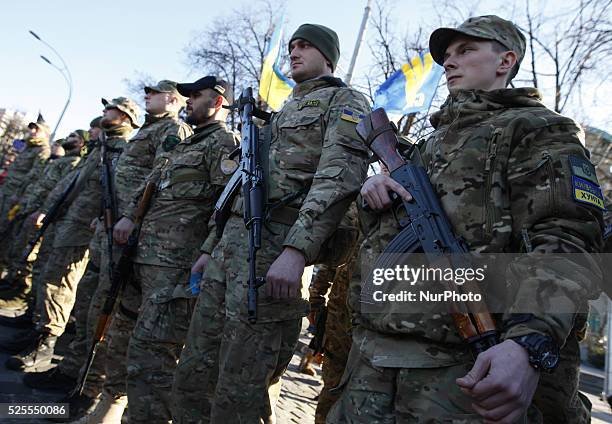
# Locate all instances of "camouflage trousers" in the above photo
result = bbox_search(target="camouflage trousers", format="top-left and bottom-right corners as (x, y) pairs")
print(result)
(315, 262), (353, 424)
(533, 315), (591, 424)
(327, 344), (542, 424)
(57, 224), (103, 386)
(3, 215), (38, 289)
(82, 235), (140, 398)
(32, 225), (55, 323)
(37, 245), (89, 336)
(171, 260), (226, 424)
(126, 264), (191, 424)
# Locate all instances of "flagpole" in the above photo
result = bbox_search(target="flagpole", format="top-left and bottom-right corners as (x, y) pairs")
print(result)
(345, 0), (372, 86)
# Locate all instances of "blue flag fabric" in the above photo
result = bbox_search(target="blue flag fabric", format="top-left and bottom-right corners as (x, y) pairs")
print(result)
(373, 50), (444, 119)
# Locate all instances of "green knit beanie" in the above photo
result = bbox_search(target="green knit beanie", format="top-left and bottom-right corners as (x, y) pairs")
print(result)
(289, 24), (340, 71)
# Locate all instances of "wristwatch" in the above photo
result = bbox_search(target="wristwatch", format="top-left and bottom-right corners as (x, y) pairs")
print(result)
(510, 334), (560, 372)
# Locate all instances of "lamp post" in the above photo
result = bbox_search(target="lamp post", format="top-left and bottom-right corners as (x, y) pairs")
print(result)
(29, 30), (72, 143)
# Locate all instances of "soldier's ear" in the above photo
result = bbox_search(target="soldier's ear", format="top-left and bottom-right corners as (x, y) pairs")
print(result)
(497, 51), (517, 80)
(214, 95), (224, 109)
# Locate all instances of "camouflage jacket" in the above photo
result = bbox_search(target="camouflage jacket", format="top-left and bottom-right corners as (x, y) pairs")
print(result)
(1, 138), (50, 203)
(114, 112), (192, 215)
(46, 126), (131, 248)
(352, 88), (604, 368)
(20, 151), (82, 216)
(217, 77), (371, 322)
(125, 121), (236, 269)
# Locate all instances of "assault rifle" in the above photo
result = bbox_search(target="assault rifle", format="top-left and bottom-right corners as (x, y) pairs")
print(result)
(356, 108), (498, 355)
(75, 180), (156, 395)
(215, 87), (270, 323)
(21, 170), (80, 261)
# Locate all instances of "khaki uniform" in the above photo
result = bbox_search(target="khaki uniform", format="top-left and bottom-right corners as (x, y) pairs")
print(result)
(171, 77), (371, 424)
(124, 121), (235, 423)
(0, 137), (50, 270)
(79, 113), (191, 399)
(329, 88), (604, 422)
(36, 126), (131, 337)
(4, 152), (82, 291)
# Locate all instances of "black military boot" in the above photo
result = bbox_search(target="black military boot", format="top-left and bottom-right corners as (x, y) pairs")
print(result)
(23, 367), (77, 391)
(47, 392), (100, 423)
(0, 327), (39, 354)
(5, 331), (57, 370)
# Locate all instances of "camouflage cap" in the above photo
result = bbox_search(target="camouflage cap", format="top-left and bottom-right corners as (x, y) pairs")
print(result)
(429, 15), (526, 81)
(101, 97), (141, 128)
(145, 80), (187, 107)
(72, 129), (90, 143)
(89, 116), (103, 129)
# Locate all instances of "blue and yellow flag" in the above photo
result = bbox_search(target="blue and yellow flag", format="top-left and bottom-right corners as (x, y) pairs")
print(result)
(259, 18), (295, 111)
(373, 50), (443, 120)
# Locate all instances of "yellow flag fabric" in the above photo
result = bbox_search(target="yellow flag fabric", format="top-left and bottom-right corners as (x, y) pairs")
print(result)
(259, 19), (295, 111)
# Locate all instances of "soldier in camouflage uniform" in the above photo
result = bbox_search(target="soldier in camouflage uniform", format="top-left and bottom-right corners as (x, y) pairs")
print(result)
(34, 84), (191, 421)
(21, 120), (105, 400)
(0, 132), (86, 324)
(328, 15), (605, 423)
(171, 24), (371, 424)
(0, 130), (89, 312)
(0, 115), (50, 280)
(3, 98), (139, 373)
(101, 76), (236, 424)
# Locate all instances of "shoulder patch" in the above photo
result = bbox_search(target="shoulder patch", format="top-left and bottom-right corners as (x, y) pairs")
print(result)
(604, 223), (612, 240)
(572, 175), (605, 210)
(340, 108), (365, 124)
(220, 159), (238, 175)
(162, 135), (181, 152)
(569, 155), (599, 185)
(298, 99), (321, 110)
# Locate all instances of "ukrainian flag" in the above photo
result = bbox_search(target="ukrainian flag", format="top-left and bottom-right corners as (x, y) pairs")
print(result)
(259, 17), (295, 111)
(373, 50), (444, 120)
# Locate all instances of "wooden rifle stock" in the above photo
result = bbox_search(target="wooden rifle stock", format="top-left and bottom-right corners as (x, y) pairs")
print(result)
(357, 108), (497, 354)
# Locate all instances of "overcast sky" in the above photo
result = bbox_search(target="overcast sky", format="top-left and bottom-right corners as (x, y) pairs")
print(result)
(1, 0), (609, 138)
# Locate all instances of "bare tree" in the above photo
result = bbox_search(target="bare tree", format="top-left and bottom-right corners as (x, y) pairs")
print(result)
(122, 71), (157, 107)
(518, 0), (612, 113)
(359, 0), (444, 139)
(183, 0), (287, 126)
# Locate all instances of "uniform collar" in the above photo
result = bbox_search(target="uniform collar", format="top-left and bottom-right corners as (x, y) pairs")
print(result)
(430, 87), (544, 128)
(190, 121), (225, 140)
(103, 124), (132, 139)
(144, 111), (177, 125)
(292, 76), (346, 98)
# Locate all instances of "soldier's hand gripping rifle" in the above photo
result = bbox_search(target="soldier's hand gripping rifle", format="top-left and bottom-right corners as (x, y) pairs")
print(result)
(356, 108), (498, 355)
(215, 87), (270, 324)
(74, 180), (156, 396)
(21, 171), (80, 261)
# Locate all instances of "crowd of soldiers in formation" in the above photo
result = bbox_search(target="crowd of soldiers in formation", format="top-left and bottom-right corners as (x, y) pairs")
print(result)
(0, 15), (610, 424)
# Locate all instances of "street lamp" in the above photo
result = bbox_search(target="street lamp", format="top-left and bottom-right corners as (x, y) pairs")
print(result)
(29, 30), (73, 143)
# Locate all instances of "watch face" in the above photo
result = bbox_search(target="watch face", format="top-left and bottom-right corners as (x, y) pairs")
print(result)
(538, 341), (560, 370)
(540, 351), (559, 370)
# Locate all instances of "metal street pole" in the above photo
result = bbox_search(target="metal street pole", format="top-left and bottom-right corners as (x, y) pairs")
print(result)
(345, 0), (372, 86)
(29, 30), (72, 143)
